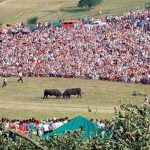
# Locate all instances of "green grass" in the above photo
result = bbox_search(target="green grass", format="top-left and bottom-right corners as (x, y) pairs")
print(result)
(0, 0), (148, 24)
(0, 77), (149, 120)
(0, 108), (113, 120)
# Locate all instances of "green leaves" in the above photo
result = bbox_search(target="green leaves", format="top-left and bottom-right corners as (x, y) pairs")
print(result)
(107, 103), (150, 149)
(78, 0), (102, 10)
(27, 17), (38, 24)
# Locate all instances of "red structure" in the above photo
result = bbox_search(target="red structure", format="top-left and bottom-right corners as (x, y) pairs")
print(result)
(61, 20), (83, 28)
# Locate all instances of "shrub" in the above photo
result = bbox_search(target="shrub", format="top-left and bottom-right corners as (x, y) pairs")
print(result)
(27, 17), (38, 24)
(0, 22), (3, 27)
(102, 103), (150, 149)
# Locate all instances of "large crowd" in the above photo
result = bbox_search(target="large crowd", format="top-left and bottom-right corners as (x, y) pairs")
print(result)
(0, 10), (150, 84)
(1, 117), (110, 137)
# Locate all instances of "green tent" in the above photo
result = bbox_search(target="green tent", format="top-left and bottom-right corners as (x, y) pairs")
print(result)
(43, 115), (99, 139)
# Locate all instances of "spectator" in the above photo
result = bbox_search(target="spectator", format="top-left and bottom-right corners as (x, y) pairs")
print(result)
(19, 121), (26, 134)
(37, 121), (43, 137)
(42, 121), (50, 135)
(0, 10), (149, 84)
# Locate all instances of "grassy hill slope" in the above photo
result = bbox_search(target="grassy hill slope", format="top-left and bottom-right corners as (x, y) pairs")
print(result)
(0, 77), (149, 120)
(0, 0), (148, 24)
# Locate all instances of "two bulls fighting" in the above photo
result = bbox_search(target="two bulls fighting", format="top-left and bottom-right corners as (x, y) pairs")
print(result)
(43, 88), (83, 99)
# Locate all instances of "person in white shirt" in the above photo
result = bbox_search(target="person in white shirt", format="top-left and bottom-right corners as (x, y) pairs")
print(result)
(18, 72), (23, 83)
(37, 121), (44, 137)
(42, 121), (50, 135)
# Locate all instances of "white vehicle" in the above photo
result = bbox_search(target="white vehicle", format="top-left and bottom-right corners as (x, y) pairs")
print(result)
(91, 21), (106, 27)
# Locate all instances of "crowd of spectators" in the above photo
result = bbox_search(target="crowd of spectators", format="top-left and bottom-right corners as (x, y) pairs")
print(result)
(1, 117), (69, 136)
(1, 117), (110, 137)
(0, 10), (150, 84)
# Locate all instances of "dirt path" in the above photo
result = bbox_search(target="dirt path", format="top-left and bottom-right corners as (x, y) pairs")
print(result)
(0, 101), (116, 113)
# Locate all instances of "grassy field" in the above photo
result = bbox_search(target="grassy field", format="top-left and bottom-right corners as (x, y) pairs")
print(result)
(0, 0), (148, 24)
(0, 77), (149, 120)
(0, 0), (149, 120)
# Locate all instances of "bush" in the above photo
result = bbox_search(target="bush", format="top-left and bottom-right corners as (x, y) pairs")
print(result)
(27, 17), (38, 24)
(103, 103), (150, 149)
(0, 22), (3, 27)
(132, 91), (145, 96)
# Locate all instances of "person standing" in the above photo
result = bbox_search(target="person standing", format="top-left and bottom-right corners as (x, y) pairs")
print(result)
(42, 121), (50, 135)
(18, 72), (23, 83)
(2, 77), (7, 88)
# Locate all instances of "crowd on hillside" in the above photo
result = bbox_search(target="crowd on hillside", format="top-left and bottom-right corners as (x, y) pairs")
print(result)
(0, 10), (150, 84)
(1, 117), (110, 136)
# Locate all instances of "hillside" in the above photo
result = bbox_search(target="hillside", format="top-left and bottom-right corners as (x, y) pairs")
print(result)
(0, 0), (148, 24)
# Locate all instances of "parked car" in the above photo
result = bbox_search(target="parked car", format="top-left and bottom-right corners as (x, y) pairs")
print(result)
(91, 20), (106, 27)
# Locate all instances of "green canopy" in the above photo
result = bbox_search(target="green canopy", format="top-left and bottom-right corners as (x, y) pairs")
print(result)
(43, 115), (99, 139)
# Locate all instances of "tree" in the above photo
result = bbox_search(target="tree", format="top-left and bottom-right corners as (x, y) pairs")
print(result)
(27, 16), (38, 24)
(99, 103), (150, 149)
(78, 0), (102, 10)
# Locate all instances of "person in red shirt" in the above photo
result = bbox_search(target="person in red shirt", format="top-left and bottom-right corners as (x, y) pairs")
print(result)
(19, 121), (26, 134)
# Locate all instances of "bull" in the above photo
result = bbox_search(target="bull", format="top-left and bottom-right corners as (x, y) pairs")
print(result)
(63, 88), (83, 99)
(43, 89), (62, 99)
